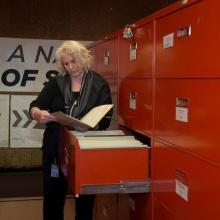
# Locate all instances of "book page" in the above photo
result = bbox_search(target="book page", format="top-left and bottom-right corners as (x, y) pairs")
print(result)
(51, 111), (91, 128)
(51, 104), (113, 129)
(80, 104), (113, 128)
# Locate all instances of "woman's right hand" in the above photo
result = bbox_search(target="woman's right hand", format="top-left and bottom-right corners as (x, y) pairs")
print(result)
(31, 108), (56, 124)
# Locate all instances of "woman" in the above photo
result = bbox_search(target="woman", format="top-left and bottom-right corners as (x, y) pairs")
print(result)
(29, 40), (113, 220)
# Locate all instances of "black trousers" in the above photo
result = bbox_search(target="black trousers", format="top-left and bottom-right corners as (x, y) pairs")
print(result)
(43, 153), (95, 220)
(75, 195), (95, 220)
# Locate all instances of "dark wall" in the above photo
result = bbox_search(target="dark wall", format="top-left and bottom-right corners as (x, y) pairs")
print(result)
(0, 0), (178, 40)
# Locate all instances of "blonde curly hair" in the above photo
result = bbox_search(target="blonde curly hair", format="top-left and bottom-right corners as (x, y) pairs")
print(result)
(55, 41), (93, 75)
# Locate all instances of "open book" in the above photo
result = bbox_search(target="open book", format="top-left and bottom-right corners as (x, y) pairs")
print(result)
(51, 104), (113, 129)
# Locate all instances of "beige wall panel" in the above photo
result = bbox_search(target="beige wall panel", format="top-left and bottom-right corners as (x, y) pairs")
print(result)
(10, 95), (44, 148)
(0, 94), (9, 147)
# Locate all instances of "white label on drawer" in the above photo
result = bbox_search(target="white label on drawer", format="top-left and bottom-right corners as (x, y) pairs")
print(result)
(163, 33), (174, 49)
(104, 50), (110, 65)
(175, 179), (188, 201)
(130, 49), (136, 60)
(176, 106), (188, 122)
(129, 92), (137, 110)
(104, 56), (109, 65)
(129, 99), (136, 110)
(130, 42), (137, 60)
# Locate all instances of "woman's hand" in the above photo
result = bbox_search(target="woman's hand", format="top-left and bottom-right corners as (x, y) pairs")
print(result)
(31, 107), (56, 124)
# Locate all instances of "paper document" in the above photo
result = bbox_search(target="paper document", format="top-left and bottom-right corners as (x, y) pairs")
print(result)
(77, 135), (149, 149)
(51, 104), (113, 129)
(72, 130), (125, 137)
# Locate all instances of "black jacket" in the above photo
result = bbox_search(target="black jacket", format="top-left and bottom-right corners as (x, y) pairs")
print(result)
(30, 71), (113, 156)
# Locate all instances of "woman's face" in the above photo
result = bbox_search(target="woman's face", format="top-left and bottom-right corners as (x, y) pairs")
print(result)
(61, 52), (84, 78)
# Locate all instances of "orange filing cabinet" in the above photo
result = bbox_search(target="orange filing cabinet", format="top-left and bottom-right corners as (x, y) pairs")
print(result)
(84, 0), (220, 219)
(152, 140), (220, 220)
(88, 32), (119, 129)
(88, 32), (118, 79)
(152, 1), (220, 219)
(59, 127), (150, 196)
(118, 78), (153, 137)
(118, 21), (153, 79)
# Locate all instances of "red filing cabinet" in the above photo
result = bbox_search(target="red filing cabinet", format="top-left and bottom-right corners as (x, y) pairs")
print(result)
(88, 43), (98, 72)
(94, 194), (118, 220)
(86, 1), (220, 220)
(85, 7), (155, 220)
(118, 78), (153, 137)
(59, 127), (150, 196)
(105, 78), (118, 124)
(88, 33), (118, 79)
(118, 21), (153, 79)
(154, 78), (220, 163)
(152, 140), (220, 220)
(94, 193), (152, 220)
(153, 1), (220, 219)
(153, 197), (176, 220)
(89, 34), (119, 128)
(129, 193), (152, 220)
(96, 34), (118, 79)
(155, 0), (220, 78)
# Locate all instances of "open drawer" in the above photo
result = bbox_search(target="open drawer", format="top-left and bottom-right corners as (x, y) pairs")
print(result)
(60, 127), (150, 196)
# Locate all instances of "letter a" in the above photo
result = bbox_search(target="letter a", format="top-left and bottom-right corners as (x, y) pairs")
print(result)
(7, 45), (25, 62)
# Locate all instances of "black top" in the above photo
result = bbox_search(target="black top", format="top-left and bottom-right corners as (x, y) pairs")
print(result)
(30, 70), (113, 156)
(71, 92), (80, 103)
